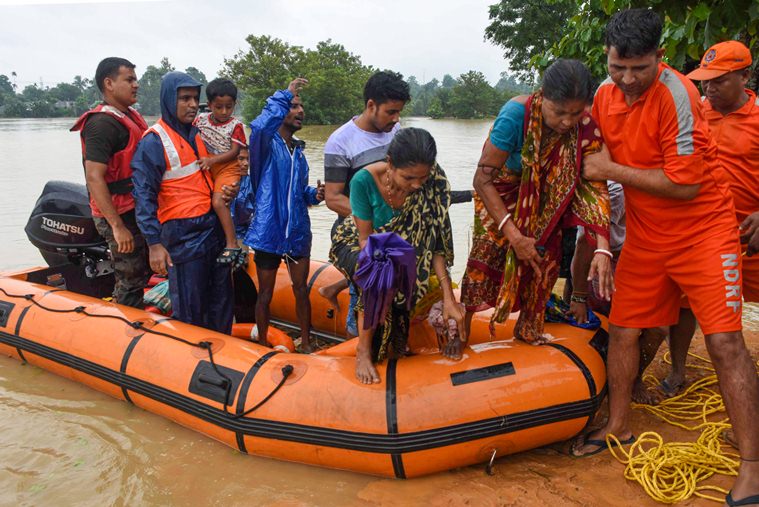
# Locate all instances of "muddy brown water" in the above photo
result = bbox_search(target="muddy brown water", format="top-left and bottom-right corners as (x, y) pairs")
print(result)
(1, 118), (757, 506)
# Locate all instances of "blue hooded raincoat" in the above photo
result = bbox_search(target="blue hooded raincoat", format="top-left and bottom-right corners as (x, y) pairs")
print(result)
(241, 89), (319, 258)
(131, 71), (232, 333)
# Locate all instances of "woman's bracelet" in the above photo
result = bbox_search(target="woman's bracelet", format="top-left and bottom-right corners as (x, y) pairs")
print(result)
(570, 294), (588, 304)
(438, 273), (450, 284)
(498, 213), (512, 232)
(593, 248), (613, 260)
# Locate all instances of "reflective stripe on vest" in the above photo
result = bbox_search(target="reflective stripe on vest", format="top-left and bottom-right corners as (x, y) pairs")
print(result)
(145, 119), (212, 224)
(150, 122), (203, 181)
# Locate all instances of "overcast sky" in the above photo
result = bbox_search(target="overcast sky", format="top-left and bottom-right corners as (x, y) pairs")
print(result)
(0, 0), (510, 90)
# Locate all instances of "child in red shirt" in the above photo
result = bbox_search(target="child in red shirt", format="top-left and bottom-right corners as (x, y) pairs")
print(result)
(194, 78), (247, 263)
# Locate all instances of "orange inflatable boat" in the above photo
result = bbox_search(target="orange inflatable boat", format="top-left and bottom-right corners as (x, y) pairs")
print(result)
(0, 258), (607, 478)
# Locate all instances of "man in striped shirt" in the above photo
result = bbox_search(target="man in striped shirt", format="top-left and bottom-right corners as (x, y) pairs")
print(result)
(321, 71), (410, 336)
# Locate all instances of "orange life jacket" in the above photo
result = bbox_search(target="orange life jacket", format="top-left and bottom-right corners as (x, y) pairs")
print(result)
(144, 118), (213, 224)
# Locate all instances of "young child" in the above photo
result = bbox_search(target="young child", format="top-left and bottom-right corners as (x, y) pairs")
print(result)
(193, 78), (247, 264)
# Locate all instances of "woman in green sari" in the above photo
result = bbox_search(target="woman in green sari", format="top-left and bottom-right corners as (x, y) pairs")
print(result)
(330, 128), (466, 384)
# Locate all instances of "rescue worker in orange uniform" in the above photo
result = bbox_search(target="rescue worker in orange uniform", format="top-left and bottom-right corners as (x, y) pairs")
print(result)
(570, 10), (759, 505)
(131, 71), (233, 333)
(663, 40), (759, 403)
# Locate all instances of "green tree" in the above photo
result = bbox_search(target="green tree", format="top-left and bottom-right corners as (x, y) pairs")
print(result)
(72, 75), (91, 92)
(49, 82), (81, 102)
(0, 75), (13, 95)
(441, 74), (457, 89)
(449, 71), (500, 118)
(408, 77), (439, 116)
(223, 35), (305, 121)
(185, 66), (208, 87)
(2, 95), (27, 117)
(223, 36), (373, 124)
(495, 71), (532, 94)
(530, 1), (759, 87)
(21, 84), (46, 102)
(485, 0), (576, 82)
(436, 88), (455, 117)
(406, 75), (421, 97)
(298, 40), (374, 124)
(427, 96), (445, 118)
(137, 57), (175, 115)
(0, 75), (13, 108)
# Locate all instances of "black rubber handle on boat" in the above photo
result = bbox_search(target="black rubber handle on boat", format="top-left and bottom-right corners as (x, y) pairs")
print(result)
(198, 374), (229, 388)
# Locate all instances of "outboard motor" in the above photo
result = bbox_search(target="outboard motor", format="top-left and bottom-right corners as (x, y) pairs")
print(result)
(25, 181), (114, 286)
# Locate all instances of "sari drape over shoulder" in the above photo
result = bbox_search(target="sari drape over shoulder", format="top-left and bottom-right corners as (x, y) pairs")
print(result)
(461, 91), (610, 343)
(330, 163), (454, 361)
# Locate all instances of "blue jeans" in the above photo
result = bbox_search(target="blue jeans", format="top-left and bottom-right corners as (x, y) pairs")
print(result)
(346, 283), (358, 337)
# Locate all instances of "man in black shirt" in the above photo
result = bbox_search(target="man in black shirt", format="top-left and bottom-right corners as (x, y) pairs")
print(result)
(70, 57), (150, 307)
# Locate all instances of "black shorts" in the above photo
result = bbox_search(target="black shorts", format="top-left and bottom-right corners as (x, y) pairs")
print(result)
(253, 250), (307, 270)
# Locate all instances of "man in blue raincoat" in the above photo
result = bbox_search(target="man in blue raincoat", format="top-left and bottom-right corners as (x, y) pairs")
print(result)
(131, 71), (233, 334)
(241, 77), (324, 351)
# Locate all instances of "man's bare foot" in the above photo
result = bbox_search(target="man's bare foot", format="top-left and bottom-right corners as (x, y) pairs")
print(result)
(318, 285), (342, 311)
(632, 377), (660, 405)
(356, 349), (380, 384)
(299, 338), (314, 354)
(722, 428), (739, 449)
(442, 338), (466, 360)
(659, 373), (685, 398)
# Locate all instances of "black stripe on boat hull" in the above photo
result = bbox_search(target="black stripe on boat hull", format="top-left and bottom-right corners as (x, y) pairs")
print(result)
(13, 305), (29, 363)
(545, 343), (596, 398)
(235, 351), (279, 453)
(385, 359), (406, 478)
(119, 335), (143, 404)
(306, 262), (332, 294)
(0, 330), (600, 455)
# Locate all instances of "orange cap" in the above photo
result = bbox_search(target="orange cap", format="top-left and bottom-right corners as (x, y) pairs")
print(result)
(687, 40), (753, 80)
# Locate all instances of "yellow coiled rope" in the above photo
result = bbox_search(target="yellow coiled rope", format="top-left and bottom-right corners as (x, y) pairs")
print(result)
(604, 351), (759, 504)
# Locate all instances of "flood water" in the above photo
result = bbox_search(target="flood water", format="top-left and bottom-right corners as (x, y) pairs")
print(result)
(0, 117), (487, 507)
(0, 117), (483, 279)
(1, 118), (757, 506)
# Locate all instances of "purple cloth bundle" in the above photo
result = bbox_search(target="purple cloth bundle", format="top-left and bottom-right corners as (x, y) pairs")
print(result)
(354, 232), (417, 330)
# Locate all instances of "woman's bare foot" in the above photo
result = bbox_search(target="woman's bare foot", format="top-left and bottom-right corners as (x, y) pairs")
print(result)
(442, 337), (466, 360)
(318, 282), (345, 311)
(356, 348), (380, 384)
(514, 317), (551, 345)
(632, 377), (659, 405)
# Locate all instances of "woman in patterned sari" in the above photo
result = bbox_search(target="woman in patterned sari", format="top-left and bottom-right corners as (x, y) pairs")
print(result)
(330, 128), (465, 384)
(460, 59), (613, 354)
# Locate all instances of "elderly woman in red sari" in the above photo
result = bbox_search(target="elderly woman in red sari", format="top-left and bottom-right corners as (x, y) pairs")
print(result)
(455, 59), (614, 356)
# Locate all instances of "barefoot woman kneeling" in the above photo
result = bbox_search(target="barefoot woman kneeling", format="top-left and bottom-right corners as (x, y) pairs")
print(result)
(330, 128), (466, 384)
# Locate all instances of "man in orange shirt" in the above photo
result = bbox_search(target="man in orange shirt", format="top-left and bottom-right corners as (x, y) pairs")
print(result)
(663, 41), (759, 401)
(571, 9), (759, 504)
